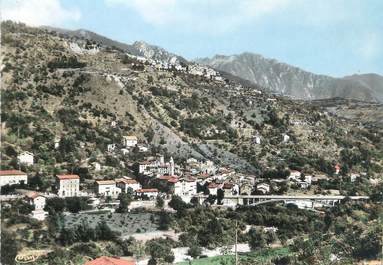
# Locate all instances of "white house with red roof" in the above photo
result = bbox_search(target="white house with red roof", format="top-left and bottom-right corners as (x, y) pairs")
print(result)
(222, 182), (239, 196)
(158, 175), (198, 196)
(158, 175), (180, 194)
(56, 174), (80, 197)
(96, 180), (121, 198)
(207, 182), (222, 195)
(175, 177), (197, 196)
(288, 170), (301, 181)
(25, 191), (46, 210)
(122, 135), (138, 147)
(0, 170), (28, 187)
(25, 191), (48, 221)
(116, 177), (142, 192)
(135, 188), (159, 199)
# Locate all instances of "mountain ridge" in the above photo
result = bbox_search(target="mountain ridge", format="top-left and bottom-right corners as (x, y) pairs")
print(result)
(41, 24), (383, 102)
(196, 53), (383, 102)
(42, 26), (187, 64)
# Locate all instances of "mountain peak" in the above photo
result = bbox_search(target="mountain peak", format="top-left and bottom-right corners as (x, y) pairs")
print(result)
(132, 41), (187, 64)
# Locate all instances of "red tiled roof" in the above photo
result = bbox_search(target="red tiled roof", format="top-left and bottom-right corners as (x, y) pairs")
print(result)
(96, 180), (116, 185)
(0, 170), (27, 176)
(184, 177), (196, 182)
(123, 136), (137, 140)
(25, 191), (43, 199)
(197, 173), (209, 179)
(158, 175), (179, 183)
(207, 183), (220, 189)
(223, 183), (234, 189)
(84, 256), (136, 265)
(167, 178), (179, 183)
(136, 188), (158, 193)
(158, 175), (173, 180)
(57, 174), (80, 180)
(117, 178), (138, 185)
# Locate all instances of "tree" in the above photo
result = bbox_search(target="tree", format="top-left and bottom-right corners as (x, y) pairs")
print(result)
(352, 229), (380, 259)
(147, 258), (157, 265)
(217, 189), (225, 205)
(187, 245), (202, 259)
(265, 230), (277, 245)
(59, 226), (78, 245)
(17, 199), (34, 214)
(1, 230), (19, 265)
(156, 196), (164, 209)
(198, 217), (224, 247)
(158, 210), (171, 230)
(65, 197), (89, 213)
(45, 197), (66, 214)
(70, 242), (101, 259)
(190, 196), (199, 206)
(106, 242), (124, 256)
(117, 191), (133, 213)
(340, 164), (349, 176)
(205, 195), (217, 205)
(76, 220), (97, 242)
(58, 135), (77, 157)
(272, 256), (291, 265)
(47, 212), (62, 237)
(144, 129), (155, 142)
(146, 238), (175, 264)
(95, 221), (117, 240)
(248, 228), (266, 250)
(168, 195), (188, 214)
(28, 173), (49, 191)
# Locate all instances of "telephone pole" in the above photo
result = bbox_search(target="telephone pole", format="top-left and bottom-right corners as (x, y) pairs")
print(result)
(235, 220), (238, 265)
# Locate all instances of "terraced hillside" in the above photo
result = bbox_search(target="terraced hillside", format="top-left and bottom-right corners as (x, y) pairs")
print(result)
(1, 21), (382, 184)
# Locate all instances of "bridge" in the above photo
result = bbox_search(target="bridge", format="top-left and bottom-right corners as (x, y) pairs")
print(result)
(194, 194), (369, 208)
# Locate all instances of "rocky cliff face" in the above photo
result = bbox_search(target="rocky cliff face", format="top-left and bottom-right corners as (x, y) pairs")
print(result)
(197, 53), (383, 102)
(131, 41), (187, 64)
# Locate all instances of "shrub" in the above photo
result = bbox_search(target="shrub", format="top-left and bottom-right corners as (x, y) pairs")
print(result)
(47, 55), (86, 69)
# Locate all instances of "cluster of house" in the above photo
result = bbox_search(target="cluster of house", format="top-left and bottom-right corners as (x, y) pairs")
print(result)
(138, 155), (180, 176)
(124, 52), (224, 81)
(137, 157), (252, 199)
(0, 148), (363, 221)
(107, 135), (148, 154)
(67, 41), (100, 55)
(55, 173), (159, 200)
(287, 170), (313, 189)
(0, 170), (48, 220)
(187, 64), (224, 81)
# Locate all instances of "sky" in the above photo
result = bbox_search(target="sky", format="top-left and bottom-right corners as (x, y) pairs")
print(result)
(2, 0), (383, 77)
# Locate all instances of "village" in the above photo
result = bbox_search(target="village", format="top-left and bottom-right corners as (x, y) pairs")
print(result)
(0, 132), (365, 223)
(1, 19), (382, 265)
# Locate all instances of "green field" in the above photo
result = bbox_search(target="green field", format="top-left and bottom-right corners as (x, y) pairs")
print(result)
(177, 247), (291, 265)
